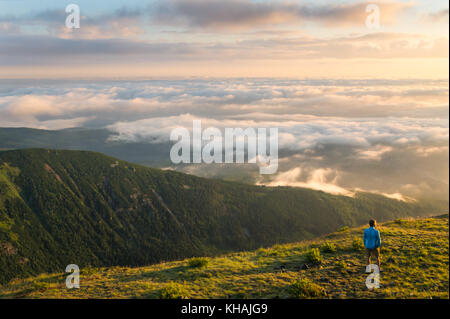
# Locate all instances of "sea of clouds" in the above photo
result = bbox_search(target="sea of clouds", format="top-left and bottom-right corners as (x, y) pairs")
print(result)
(0, 78), (448, 200)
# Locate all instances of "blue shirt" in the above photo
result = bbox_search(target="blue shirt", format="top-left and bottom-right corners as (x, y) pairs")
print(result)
(363, 227), (381, 250)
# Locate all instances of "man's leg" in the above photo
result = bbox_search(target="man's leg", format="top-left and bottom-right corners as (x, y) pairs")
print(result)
(375, 249), (381, 269)
(366, 249), (371, 265)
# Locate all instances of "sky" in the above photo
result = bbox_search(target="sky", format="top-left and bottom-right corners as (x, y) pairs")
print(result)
(0, 1), (448, 200)
(0, 0), (448, 78)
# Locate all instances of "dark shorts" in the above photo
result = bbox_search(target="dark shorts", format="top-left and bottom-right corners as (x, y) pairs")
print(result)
(366, 248), (380, 258)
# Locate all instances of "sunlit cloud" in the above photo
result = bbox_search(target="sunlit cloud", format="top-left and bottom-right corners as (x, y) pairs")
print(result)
(257, 167), (354, 197)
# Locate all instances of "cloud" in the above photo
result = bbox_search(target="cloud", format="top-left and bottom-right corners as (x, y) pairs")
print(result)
(0, 22), (20, 34)
(358, 145), (393, 160)
(153, 0), (301, 30)
(1, 31), (446, 72)
(1, 78), (447, 128)
(0, 0), (417, 36)
(422, 8), (449, 24)
(258, 167), (354, 196)
(153, 0), (412, 30)
(58, 7), (145, 40)
(0, 7), (144, 39)
(0, 35), (203, 63)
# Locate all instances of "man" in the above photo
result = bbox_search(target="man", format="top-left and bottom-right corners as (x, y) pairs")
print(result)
(363, 219), (381, 269)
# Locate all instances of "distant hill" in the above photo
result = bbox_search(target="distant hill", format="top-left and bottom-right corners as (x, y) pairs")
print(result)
(1, 215), (447, 299)
(0, 127), (169, 166)
(0, 149), (446, 284)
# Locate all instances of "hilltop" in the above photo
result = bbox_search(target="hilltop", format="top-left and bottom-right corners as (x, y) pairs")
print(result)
(0, 149), (446, 285)
(0, 215), (447, 299)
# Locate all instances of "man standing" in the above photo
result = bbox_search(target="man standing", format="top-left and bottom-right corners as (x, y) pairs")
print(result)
(363, 219), (381, 269)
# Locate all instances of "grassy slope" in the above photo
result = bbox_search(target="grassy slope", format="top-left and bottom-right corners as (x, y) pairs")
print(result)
(1, 215), (448, 299)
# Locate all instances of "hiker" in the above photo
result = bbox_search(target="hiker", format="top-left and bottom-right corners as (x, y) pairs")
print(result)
(363, 219), (381, 269)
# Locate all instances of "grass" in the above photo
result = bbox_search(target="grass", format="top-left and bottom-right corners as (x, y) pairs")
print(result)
(158, 282), (189, 299)
(289, 278), (327, 298)
(321, 242), (337, 253)
(305, 248), (323, 265)
(352, 237), (365, 251)
(188, 257), (209, 268)
(0, 215), (448, 299)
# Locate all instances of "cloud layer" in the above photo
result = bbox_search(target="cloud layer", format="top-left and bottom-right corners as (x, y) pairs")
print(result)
(0, 78), (448, 200)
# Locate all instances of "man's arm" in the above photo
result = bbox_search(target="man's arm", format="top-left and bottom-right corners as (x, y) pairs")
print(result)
(363, 229), (367, 247)
(376, 230), (381, 248)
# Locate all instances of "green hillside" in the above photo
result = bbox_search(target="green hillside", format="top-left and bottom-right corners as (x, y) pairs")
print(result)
(0, 149), (446, 285)
(0, 215), (447, 299)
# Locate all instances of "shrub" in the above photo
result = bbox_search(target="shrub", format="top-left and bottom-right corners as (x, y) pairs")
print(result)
(158, 282), (188, 299)
(188, 257), (209, 268)
(289, 278), (327, 298)
(352, 238), (364, 251)
(321, 242), (337, 253)
(335, 260), (347, 270)
(305, 248), (322, 264)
